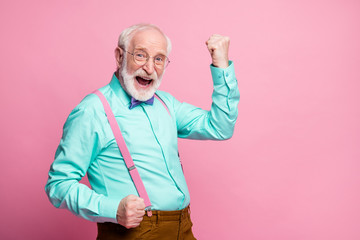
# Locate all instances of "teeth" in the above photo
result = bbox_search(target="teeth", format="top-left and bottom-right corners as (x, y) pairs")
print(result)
(139, 76), (151, 81)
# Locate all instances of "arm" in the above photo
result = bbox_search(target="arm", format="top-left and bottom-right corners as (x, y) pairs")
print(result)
(45, 100), (120, 223)
(45, 96), (146, 227)
(175, 35), (240, 140)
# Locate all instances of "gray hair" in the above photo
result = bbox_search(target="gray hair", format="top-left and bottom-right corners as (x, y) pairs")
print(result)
(118, 23), (172, 55)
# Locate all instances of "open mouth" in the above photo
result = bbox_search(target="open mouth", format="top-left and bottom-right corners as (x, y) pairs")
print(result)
(136, 76), (153, 87)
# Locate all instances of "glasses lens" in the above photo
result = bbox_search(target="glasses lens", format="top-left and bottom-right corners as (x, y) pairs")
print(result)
(154, 55), (167, 68)
(131, 50), (169, 69)
(133, 50), (148, 65)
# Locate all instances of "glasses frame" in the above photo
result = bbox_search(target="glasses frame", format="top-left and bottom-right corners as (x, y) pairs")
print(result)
(119, 47), (170, 69)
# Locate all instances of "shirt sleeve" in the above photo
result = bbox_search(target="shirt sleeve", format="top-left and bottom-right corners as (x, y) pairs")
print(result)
(175, 61), (240, 140)
(45, 98), (120, 223)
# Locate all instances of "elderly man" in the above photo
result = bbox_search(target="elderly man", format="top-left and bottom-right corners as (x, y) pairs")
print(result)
(45, 23), (239, 239)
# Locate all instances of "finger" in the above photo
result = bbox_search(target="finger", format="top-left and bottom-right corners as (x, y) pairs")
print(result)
(127, 216), (143, 228)
(129, 214), (144, 222)
(135, 209), (146, 217)
(135, 198), (146, 210)
(208, 35), (229, 45)
(126, 195), (143, 206)
(125, 221), (141, 229)
(132, 221), (142, 228)
(206, 35), (218, 46)
(125, 194), (139, 204)
(128, 194), (140, 200)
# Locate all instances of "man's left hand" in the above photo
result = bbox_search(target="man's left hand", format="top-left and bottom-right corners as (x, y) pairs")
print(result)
(206, 34), (230, 69)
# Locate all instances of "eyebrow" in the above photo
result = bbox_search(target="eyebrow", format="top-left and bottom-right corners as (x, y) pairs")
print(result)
(134, 46), (167, 56)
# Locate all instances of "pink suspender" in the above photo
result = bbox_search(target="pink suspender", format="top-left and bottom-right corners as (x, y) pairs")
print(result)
(94, 90), (153, 216)
(93, 90), (171, 217)
(154, 94), (170, 116)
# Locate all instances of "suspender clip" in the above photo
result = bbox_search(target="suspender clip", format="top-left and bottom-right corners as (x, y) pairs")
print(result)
(128, 165), (136, 171)
(145, 206), (152, 217)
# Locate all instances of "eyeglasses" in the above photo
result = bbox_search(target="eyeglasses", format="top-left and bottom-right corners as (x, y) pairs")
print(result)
(122, 48), (170, 69)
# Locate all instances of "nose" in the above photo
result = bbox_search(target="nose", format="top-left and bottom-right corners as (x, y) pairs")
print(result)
(142, 58), (155, 75)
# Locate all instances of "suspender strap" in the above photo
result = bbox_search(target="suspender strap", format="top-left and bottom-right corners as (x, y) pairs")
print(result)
(93, 90), (152, 215)
(154, 94), (171, 116)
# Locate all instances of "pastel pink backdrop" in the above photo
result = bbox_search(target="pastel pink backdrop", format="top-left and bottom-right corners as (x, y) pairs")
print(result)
(1, 0), (359, 239)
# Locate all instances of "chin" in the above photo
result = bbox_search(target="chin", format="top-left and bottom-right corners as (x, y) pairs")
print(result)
(120, 66), (162, 101)
(130, 80), (159, 101)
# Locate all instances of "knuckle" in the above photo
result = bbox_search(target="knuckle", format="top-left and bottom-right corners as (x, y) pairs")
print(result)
(125, 211), (134, 218)
(125, 220), (140, 229)
(127, 202), (136, 209)
(128, 194), (136, 200)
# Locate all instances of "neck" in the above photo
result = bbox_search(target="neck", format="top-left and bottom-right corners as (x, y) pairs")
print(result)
(115, 70), (128, 95)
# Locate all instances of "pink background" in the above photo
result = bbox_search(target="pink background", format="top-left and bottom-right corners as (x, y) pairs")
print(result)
(1, 0), (359, 239)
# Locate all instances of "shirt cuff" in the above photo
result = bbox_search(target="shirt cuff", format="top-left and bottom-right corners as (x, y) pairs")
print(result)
(210, 60), (235, 86)
(99, 197), (121, 223)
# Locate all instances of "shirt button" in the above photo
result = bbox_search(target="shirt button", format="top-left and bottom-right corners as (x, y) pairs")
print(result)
(225, 73), (229, 77)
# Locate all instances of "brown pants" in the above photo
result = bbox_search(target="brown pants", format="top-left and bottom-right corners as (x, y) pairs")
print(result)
(97, 206), (196, 240)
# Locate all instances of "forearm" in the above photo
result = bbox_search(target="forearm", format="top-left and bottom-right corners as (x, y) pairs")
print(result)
(45, 102), (119, 223)
(45, 174), (119, 223)
(176, 61), (240, 140)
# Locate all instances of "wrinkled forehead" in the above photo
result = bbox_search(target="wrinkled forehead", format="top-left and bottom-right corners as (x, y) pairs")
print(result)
(129, 28), (168, 55)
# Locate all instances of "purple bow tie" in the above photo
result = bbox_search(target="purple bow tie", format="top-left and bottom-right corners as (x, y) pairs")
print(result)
(129, 96), (154, 109)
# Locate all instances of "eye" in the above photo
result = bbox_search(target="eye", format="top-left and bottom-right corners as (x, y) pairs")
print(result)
(135, 53), (145, 58)
(154, 55), (165, 63)
(134, 50), (147, 60)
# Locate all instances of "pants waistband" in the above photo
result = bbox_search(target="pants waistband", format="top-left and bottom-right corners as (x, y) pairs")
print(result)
(97, 206), (196, 239)
(143, 206), (191, 221)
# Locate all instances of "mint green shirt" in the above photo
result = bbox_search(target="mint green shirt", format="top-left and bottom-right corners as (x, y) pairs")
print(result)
(45, 61), (239, 223)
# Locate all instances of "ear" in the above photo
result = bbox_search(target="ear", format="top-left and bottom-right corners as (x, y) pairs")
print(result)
(115, 47), (124, 69)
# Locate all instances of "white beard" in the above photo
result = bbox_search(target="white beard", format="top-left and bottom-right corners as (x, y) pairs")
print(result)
(119, 58), (163, 101)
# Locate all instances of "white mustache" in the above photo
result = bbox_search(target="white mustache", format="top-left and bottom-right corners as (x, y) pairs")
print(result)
(133, 68), (158, 81)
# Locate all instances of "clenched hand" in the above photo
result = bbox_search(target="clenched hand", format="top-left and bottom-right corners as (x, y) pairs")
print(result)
(116, 194), (146, 229)
(206, 34), (230, 69)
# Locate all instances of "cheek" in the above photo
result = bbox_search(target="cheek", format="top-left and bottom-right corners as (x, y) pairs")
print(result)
(126, 60), (140, 75)
(155, 69), (164, 78)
